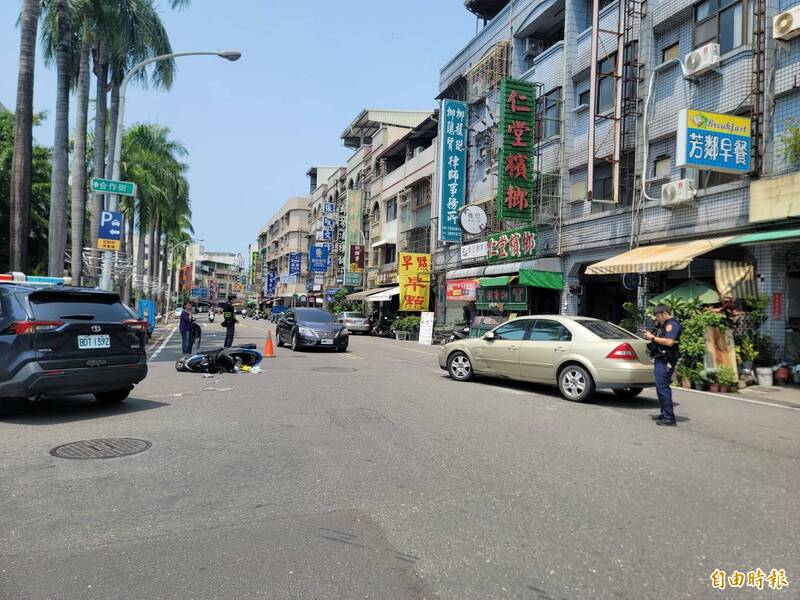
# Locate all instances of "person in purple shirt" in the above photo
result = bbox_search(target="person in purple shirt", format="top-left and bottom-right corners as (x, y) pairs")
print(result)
(180, 302), (194, 354)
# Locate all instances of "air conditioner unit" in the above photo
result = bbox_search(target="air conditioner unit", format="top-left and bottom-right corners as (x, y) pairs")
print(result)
(661, 178), (696, 207)
(524, 38), (548, 58)
(774, 6), (800, 40)
(684, 42), (720, 77)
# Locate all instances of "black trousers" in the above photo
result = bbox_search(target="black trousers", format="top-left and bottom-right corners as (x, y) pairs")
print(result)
(224, 325), (235, 348)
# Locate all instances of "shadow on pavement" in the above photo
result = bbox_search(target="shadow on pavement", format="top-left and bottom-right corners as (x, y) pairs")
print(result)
(0, 396), (169, 425)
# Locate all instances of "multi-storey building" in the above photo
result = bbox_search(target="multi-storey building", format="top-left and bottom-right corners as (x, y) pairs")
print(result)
(256, 196), (311, 306)
(306, 166), (343, 303)
(434, 0), (800, 354)
(338, 109), (433, 293)
(182, 244), (243, 303)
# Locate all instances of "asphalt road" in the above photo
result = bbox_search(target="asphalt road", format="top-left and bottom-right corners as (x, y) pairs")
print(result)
(1, 316), (798, 600)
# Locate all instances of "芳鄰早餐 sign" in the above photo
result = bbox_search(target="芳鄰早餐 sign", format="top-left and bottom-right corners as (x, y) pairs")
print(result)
(497, 78), (536, 221)
(676, 109), (751, 173)
(488, 226), (537, 264)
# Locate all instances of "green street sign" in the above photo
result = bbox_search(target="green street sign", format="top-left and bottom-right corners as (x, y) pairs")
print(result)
(91, 177), (136, 197)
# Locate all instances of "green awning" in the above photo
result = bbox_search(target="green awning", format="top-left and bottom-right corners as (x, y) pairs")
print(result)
(479, 275), (517, 287)
(729, 228), (800, 245)
(518, 270), (564, 290)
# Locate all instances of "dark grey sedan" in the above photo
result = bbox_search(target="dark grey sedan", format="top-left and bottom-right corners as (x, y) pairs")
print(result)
(276, 308), (349, 352)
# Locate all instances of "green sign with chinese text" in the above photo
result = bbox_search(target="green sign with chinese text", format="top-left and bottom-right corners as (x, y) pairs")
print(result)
(496, 78), (537, 221)
(487, 225), (538, 264)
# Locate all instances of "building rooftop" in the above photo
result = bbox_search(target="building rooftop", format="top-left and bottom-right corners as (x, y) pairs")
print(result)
(340, 109), (432, 149)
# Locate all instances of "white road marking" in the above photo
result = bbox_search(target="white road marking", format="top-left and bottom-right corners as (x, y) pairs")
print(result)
(679, 387), (800, 411)
(340, 352), (363, 360)
(149, 327), (176, 361)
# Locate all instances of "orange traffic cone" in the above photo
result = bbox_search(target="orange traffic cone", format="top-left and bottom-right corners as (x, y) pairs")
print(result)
(263, 330), (275, 358)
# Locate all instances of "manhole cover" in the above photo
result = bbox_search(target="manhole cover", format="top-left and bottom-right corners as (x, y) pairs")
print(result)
(50, 438), (152, 459)
(311, 367), (358, 373)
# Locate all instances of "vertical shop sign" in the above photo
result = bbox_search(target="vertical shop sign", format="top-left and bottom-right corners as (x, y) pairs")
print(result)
(265, 271), (276, 296)
(250, 251), (258, 285)
(438, 99), (468, 243)
(398, 252), (432, 312)
(345, 190), (363, 286)
(289, 252), (302, 275)
(309, 245), (329, 272)
(349, 244), (365, 272)
(497, 78), (536, 221)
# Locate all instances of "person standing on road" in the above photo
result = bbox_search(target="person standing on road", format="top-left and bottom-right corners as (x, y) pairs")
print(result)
(222, 296), (237, 348)
(179, 302), (194, 354)
(644, 304), (682, 427)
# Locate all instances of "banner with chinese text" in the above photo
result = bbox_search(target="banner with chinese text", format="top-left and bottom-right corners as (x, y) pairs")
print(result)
(446, 279), (479, 301)
(250, 251), (258, 285)
(676, 109), (751, 173)
(487, 226), (538, 264)
(497, 78), (536, 221)
(349, 244), (365, 272)
(344, 190), (363, 286)
(398, 252), (431, 312)
(289, 252), (302, 275)
(438, 99), (468, 242)
(309, 245), (329, 272)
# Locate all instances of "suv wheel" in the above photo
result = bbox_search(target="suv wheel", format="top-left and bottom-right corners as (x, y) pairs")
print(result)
(558, 364), (595, 402)
(447, 352), (473, 381)
(95, 388), (131, 404)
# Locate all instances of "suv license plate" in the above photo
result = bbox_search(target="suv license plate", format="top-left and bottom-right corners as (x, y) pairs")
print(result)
(320, 339), (334, 345)
(77, 334), (111, 350)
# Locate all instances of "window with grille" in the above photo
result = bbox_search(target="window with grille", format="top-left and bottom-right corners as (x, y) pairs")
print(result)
(693, 0), (748, 53)
(537, 88), (562, 140)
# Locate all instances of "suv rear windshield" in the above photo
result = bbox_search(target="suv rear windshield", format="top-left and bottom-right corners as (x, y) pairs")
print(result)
(295, 308), (335, 322)
(29, 292), (133, 322)
(575, 319), (637, 340)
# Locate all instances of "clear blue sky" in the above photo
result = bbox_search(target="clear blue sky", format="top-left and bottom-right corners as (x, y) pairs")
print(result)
(0, 1), (477, 257)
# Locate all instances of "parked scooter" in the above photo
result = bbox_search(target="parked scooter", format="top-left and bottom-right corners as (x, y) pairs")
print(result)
(370, 315), (395, 338)
(447, 324), (470, 343)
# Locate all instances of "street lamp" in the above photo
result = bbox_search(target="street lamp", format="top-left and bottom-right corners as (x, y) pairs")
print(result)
(165, 238), (203, 319)
(99, 50), (242, 291)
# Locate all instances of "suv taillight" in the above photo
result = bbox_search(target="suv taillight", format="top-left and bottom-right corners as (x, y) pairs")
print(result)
(10, 320), (64, 335)
(123, 319), (148, 332)
(606, 342), (639, 360)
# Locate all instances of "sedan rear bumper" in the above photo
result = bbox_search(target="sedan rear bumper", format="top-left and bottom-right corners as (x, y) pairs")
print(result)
(594, 365), (655, 388)
(0, 359), (148, 398)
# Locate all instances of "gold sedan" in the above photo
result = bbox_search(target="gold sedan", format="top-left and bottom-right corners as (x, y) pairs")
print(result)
(438, 316), (654, 402)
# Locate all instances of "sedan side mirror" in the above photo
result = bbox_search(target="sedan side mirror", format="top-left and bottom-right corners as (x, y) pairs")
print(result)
(484, 331), (496, 341)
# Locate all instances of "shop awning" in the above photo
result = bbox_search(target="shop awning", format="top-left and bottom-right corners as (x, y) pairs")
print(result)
(519, 270), (564, 290)
(446, 266), (486, 279)
(728, 227), (800, 245)
(372, 239), (393, 248)
(714, 261), (758, 299)
(346, 288), (386, 301)
(479, 275), (517, 287)
(368, 286), (400, 302)
(585, 237), (734, 275)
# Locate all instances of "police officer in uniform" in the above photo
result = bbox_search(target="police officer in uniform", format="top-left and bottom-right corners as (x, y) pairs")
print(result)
(221, 295), (237, 348)
(643, 304), (682, 426)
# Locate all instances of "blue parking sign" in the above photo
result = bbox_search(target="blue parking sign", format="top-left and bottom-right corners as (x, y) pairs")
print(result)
(97, 210), (123, 251)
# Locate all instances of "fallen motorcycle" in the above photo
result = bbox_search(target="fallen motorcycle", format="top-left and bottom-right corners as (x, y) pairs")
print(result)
(175, 344), (262, 374)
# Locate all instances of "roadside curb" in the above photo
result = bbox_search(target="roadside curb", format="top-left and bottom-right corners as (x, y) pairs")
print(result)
(672, 385), (800, 411)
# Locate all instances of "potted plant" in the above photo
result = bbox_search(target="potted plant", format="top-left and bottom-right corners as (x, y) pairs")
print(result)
(676, 362), (694, 389)
(392, 317), (421, 341)
(717, 365), (737, 393)
(701, 368), (720, 392)
(754, 335), (775, 386)
(691, 368), (707, 390)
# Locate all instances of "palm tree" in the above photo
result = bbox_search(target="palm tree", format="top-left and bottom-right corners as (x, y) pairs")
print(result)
(9, 0), (41, 272)
(118, 123), (190, 304)
(70, 9), (91, 283)
(45, 0), (71, 276)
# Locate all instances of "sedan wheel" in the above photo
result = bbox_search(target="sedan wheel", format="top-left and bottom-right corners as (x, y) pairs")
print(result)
(447, 351), (473, 382)
(276, 330), (284, 348)
(558, 364), (595, 402)
(291, 333), (300, 352)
